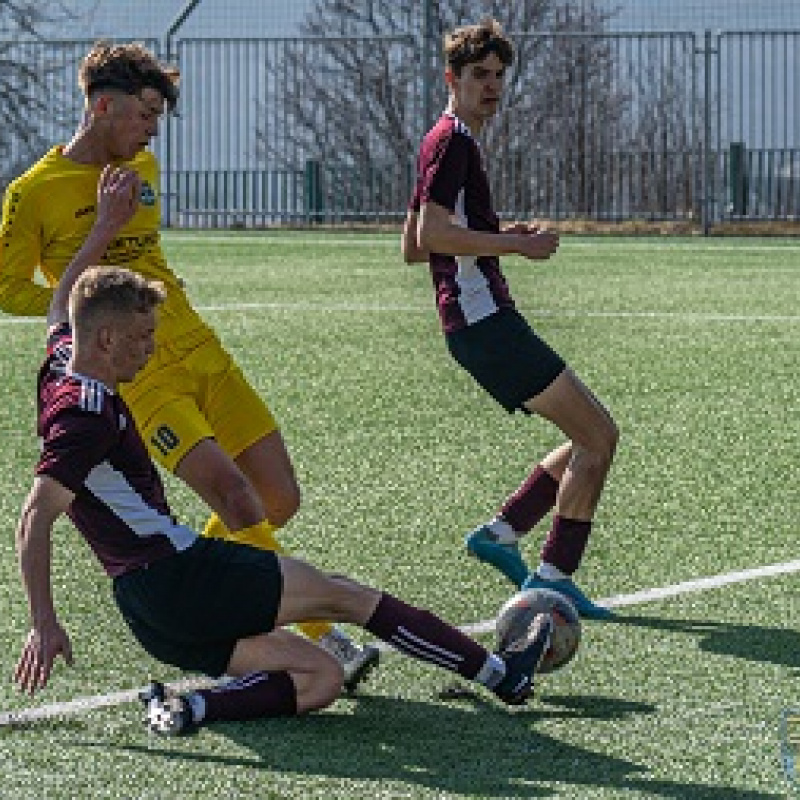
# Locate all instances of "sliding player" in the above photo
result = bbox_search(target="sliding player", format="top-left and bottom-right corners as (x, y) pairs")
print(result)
(0, 41), (378, 684)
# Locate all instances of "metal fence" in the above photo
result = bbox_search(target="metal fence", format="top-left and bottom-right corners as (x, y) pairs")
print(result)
(1, 31), (799, 230)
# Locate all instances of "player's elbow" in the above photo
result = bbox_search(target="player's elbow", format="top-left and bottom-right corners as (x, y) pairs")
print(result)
(417, 225), (442, 257)
(400, 240), (426, 264)
(416, 209), (447, 254)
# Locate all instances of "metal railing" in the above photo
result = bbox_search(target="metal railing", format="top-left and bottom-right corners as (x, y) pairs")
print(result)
(1, 31), (798, 230)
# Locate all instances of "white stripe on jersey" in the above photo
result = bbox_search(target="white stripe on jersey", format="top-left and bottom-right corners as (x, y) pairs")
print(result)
(453, 188), (499, 325)
(80, 380), (105, 414)
(85, 461), (196, 550)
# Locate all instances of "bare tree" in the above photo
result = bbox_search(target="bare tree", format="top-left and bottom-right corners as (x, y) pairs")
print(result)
(625, 36), (700, 218)
(0, 1), (84, 188)
(256, 0), (623, 221)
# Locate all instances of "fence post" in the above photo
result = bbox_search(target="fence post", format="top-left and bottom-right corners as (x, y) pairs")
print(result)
(701, 29), (715, 235)
(729, 141), (748, 215)
(305, 159), (323, 223)
(163, 0), (202, 228)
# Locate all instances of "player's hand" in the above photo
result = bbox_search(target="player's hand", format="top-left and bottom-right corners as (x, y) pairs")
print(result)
(503, 221), (536, 235)
(96, 164), (141, 232)
(514, 229), (560, 261)
(14, 622), (74, 696)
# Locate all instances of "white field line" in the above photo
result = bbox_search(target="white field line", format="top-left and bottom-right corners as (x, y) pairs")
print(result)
(458, 558), (800, 637)
(2, 557), (799, 725)
(4, 301), (800, 325)
(161, 232), (800, 252)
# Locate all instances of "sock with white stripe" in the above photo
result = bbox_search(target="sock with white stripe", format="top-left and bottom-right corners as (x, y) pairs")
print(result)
(364, 593), (504, 685)
(190, 670), (297, 722)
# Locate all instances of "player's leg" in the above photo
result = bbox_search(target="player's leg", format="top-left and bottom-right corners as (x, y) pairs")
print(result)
(467, 442), (571, 587)
(123, 543), (341, 733)
(521, 367), (618, 619)
(176, 343), (378, 685)
(134, 544), (552, 735)
(141, 629), (345, 735)
(273, 554), (554, 706)
(451, 310), (567, 587)
(234, 429), (300, 529)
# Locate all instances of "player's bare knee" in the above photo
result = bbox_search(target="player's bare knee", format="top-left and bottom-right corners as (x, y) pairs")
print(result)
(216, 473), (266, 529)
(316, 573), (379, 623)
(571, 442), (612, 485)
(586, 411), (619, 469)
(601, 416), (620, 464)
(265, 482), (301, 528)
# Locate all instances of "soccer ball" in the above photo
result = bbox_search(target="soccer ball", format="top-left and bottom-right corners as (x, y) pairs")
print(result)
(496, 587), (582, 674)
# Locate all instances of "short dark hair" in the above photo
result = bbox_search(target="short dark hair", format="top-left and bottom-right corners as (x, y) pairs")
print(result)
(79, 41), (180, 112)
(69, 266), (166, 333)
(444, 18), (514, 76)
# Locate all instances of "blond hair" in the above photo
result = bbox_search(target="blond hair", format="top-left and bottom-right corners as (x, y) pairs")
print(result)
(69, 266), (166, 334)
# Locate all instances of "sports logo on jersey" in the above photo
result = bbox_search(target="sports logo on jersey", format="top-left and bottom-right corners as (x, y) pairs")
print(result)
(140, 181), (156, 206)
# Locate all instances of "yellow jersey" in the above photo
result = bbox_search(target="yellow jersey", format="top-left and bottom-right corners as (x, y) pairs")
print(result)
(0, 145), (207, 346)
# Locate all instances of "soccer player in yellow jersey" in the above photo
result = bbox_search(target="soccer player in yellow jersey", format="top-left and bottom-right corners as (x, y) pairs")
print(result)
(0, 41), (378, 689)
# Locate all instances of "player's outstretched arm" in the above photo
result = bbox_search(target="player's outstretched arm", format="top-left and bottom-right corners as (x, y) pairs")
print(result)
(14, 476), (76, 695)
(48, 165), (141, 326)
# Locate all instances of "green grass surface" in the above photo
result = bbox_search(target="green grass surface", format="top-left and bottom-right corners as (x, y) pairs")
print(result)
(0, 233), (797, 798)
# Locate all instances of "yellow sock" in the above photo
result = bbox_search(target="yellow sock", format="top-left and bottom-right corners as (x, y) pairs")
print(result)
(201, 513), (334, 642)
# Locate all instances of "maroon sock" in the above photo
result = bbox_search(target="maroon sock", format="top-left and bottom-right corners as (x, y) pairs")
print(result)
(539, 515), (592, 575)
(500, 466), (559, 534)
(199, 671), (297, 722)
(365, 593), (489, 679)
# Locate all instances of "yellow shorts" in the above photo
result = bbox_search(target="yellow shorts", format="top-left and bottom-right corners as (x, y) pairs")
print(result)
(120, 329), (278, 473)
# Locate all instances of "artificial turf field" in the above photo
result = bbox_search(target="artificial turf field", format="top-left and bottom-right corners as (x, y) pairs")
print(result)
(0, 232), (798, 798)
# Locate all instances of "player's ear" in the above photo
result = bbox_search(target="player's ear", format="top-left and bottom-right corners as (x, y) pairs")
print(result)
(89, 93), (113, 118)
(95, 323), (115, 352)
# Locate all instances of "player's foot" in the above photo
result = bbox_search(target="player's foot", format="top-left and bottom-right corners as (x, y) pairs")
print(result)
(319, 630), (381, 693)
(522, 573), (614, 620)
(493, 612), (554, 706)
(139, 681), (196, 736)
(465, 525), (530, 588)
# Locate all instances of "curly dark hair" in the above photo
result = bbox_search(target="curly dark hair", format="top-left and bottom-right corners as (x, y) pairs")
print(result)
(79, 41), (180, 112)
(444, 18), (514, 76)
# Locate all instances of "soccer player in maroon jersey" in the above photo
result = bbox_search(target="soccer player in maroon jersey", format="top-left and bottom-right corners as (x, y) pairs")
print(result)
(402, 19), (618, 619)
(14, 210), (554, 734)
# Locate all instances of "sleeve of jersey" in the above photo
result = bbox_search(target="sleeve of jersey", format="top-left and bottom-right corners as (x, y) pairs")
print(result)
(0, 184), (52, 316)
(36, 410), (114, 494)
(418, 132), (469, 213)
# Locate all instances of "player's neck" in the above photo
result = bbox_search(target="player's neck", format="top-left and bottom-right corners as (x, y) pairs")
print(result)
(62, 127), (117, 166)
(446, 101), (485, 136)
(68, 354), (117, 391)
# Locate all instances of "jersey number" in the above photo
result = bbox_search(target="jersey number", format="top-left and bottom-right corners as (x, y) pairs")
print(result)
(151, 424), (180, 456)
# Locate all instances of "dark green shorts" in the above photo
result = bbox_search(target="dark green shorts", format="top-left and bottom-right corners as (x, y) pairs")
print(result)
(113, 538), (283, 677)
(446, 308), (566, 413)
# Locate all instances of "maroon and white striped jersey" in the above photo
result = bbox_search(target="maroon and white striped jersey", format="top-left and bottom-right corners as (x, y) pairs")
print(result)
(410, 112), (515, 332)
(35, 324), (197, 577)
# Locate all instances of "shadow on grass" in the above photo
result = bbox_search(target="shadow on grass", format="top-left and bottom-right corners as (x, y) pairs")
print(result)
(77, 692), (780, 799)
(611, 613), (800, 670)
